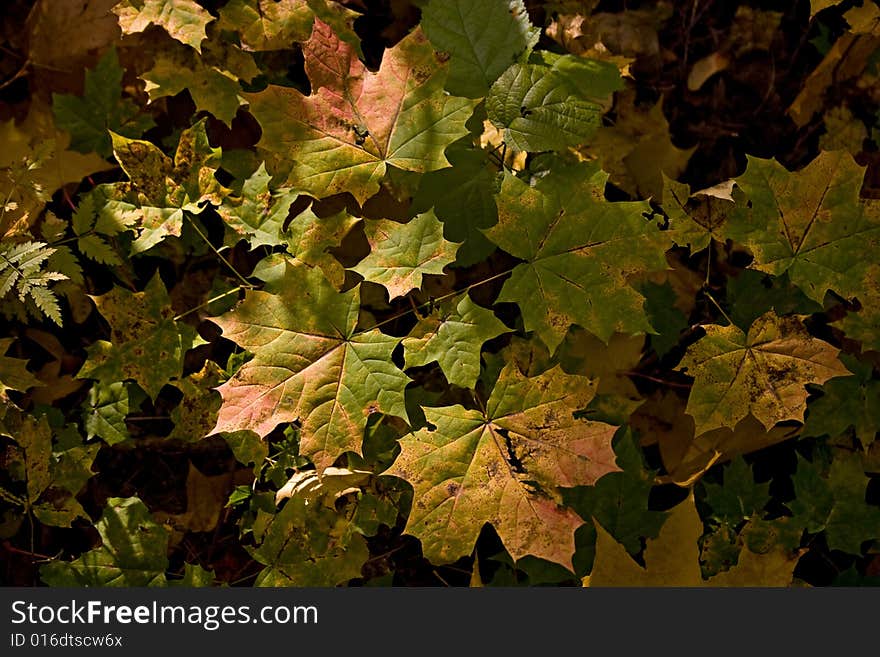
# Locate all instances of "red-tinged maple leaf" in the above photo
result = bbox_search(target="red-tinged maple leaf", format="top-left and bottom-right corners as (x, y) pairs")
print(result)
(245, 18), (477, 204)
(385, 361), (619, 569)
(209, 263), (409, 470)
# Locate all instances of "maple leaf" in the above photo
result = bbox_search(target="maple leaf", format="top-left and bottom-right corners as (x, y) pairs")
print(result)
(402, 293), (510, 389)
(211, 262), (409, 470)
(588, 93), (695, 200)
(587, 493), (801, 586)
(78, 274), (198, 400)
(833, 266), (880, 352)
(661, 173), (734, 252)
(40, 497), (169, 586)
(420, 0), (538, 98)
(0, 337), (41, 400)
(113, 0), (215, 52)
(702, 457), (770, 525)
(485, 160), (665, 351)
(725, 151), (880, 304)
(252, 207), (359, 289)
(803, 355), (879, 448)
(486, 52), (622, 152)
(140, 38), (257, 125)
(680, 311), (851, 436)
(788, 452), (880, 554)
(170, 362), (224, 442)
(109, 120), (228, 252)
(219, 0), (362, 54)
(220, 0), (315, 51)
(245, 19), (477, 204)
(83, 381), (130, 445)
(411, 138), (499, 267)
(52, 48), (154, 157)
(385, 361), (618, 569)
(218, 163), (298, 248)
(250, 495), (369, 586)
(351, 211), (459, 300)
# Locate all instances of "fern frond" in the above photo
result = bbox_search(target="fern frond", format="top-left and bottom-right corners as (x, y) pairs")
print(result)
(0, 239), (67, 326)
(28, 285), (63, 326)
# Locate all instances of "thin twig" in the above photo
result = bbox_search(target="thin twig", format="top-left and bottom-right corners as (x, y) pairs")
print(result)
(174, 285), (247, 321)
(0, 58), (29, 91)
(187, 217), (255, 290)
(353, 268), (514, 337)
(703, 289), (734, 326)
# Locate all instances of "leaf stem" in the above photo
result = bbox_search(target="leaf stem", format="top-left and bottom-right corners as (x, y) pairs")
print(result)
(174, 285), (246, 321)
(354, 268), (514, 336)
(703, 289), (734, 326)
(187, 216), (254, 290)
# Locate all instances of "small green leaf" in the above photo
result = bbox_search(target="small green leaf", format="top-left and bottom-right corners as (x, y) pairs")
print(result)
(402, 293), (510, 389)
(486, 54), (621, 152)
(84, 381), (130, 445)
(40, 496), (170, 586)
(250, 496), (368, 586)
(352, 211), (460, 300)
(219, 163), (297, 248)
(79, 275), (198, 399)
(804, 355), (880, 448)
(702, 457), (770, 525)
(114, 0), (214, 52)
(420, 0), (538, 98)
(52, 48), (154, 157)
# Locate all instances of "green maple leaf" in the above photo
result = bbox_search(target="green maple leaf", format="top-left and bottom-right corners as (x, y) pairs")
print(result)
(788, 453), (880, 554)
(52, 48), (154, 157)
(41, 497), (169, 586)
(141, 51), (249, 126)
(0, 337), (41, 400)
(245, 19), (476, 204)
(726, 270), (822, 331)
(252, 207), (359, 289)
(833, 266), (880, 352)
(485, 161), (665, 351)
(351, 210), (460, 299)
(420, 0), (538, 98)
(402, 293), (510, 389)
(486, 52), (622, 152)
(385, 361), (619, 569)
(250, 496), (369, 586)
(220, 0), (362, 54)
(725, 151), (880, 304)
(170, 362), (224, 442)
(804, 356), (879, 448)
(7, 414), (52, 509)
(34, 440), (100, 528)
(110, 120), (228, 252)
(114, 0), (214, 52)
(220, 0), (315, 51)
(661, 174), (734, 252)
(680, 311), (852, 436)
(411, 138), (499, 267)
(83, 381), (131, 445)
(702, 457), (770, 525)
(562, 429), (667, 554)
(211, 263), (410, 470)
(218, 163), (298, 248)
(78, 274), (198, 399)
(285, 208), (359, 288)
